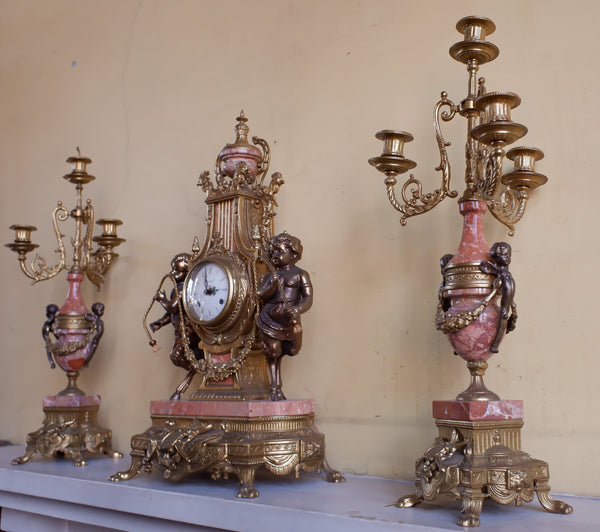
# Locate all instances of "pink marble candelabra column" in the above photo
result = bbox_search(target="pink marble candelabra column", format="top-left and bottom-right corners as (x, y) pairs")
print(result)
(440, 200), (502, 400)
(51, 272), (101, 395)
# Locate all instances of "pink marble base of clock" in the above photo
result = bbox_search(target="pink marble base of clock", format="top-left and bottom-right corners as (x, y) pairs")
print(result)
(150, 399), (315, 417)
(433, 399), (523, 421)
(43, 395), (102, 408)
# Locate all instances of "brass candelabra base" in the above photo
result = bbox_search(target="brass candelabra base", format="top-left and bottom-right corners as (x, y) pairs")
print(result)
(12, 395), (121, 466)
(395, 407), (572, 527)
(109, 399), (344, 498)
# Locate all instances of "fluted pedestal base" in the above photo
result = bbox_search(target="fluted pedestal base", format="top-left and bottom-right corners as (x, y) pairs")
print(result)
(395, 400), (572, 527)
(110, 399), (344, 498)
(12, 395), (121, 466)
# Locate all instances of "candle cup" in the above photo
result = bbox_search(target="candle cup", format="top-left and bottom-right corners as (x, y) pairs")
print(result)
(449, 16), (499, 65)
(64, 153), (95, 185)
(470, 92), (528, 146)
(5, 225), (39, 257)
(93, 219), (125, 249)
(502, 146), (548, 190)
(368, 130), (417, 178)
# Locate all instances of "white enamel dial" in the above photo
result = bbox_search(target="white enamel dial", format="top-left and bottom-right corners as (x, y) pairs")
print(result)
(184, 260), (231, 324)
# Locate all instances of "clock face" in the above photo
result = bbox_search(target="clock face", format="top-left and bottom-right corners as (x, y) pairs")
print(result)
(183, 260), (231, 324)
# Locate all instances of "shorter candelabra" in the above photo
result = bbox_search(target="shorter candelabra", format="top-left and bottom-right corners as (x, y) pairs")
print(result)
(6, 150), (124, 466)
(369, 16), (571, 527)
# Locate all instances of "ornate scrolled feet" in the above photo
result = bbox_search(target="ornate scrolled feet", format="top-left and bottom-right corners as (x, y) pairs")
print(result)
(321, 458), (346, 483)
(66, 451), (87, 467)
(536, 482), (573, 514)
(237, 485), (260, 499)
(109, 455), (144, 482)
(11, 451), (34, 465)
(393, 493), (423, 508)
(235, 466), (259, 499)
(458, 488), (485, 527)
(106, 449), (123, 459)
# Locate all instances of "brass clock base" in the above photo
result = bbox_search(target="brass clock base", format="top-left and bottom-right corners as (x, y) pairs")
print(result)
(12, 395), (121, 467)
(395, 404), (572, 527)
(109, 399), (345, 498)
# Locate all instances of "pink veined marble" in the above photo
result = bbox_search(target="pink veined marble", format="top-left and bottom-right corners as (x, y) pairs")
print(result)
(433, 400), (523, 421)
(43, 395), (101, 408)
(447, 201), (491, 265)
(220, 144), (263, 177)
(150, 399), (316, 418)
(446, 295), (500, 362)
(443, 200), (501, 362)
(58, 273), (88, 315)
(53, 272), (92, 372)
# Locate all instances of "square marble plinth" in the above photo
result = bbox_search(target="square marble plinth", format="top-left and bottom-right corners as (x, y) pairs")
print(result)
(43, 395), (102, 408)
(432, 399), (523, 421)
(150, 399), (316, 418)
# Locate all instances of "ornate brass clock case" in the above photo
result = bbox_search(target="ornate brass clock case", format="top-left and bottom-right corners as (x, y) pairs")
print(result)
(113, 113), (343, 498)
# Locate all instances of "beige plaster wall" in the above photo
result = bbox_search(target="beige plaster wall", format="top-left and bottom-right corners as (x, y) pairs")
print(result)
(0, 0), (598, 497)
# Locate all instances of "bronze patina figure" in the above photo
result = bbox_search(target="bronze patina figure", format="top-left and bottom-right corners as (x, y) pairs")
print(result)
(42, 304), (60, 369)
(257, 233), (313, 401)
(479, 241), (517, 353)
(150, 253), (204, 400)
(84, 302), (105, 367)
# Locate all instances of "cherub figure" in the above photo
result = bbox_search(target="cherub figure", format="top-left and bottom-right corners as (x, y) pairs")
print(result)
(150, 253), (204, 400)
(42, 304), (59, 368)
(479, 241), (517, 353)
(438, 253), (454, 311)
(257, 233), (313, 401)
(83, 302), (105, 367)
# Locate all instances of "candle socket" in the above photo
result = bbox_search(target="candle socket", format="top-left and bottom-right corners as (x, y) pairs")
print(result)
(368, 130), (417, 178)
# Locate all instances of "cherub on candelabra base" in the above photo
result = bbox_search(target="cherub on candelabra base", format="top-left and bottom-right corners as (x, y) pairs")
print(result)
(12, 395), (121, 466)
(109, 399), (344, 498)
(395, 401), (572, 527)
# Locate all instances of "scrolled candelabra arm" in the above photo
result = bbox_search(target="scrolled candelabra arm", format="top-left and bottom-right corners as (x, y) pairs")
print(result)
(370, 94), (459, 225)
(84, 251), (109, 290)
(432, 92), (459, 196)
(252, 136), (271, 185)
(475, 145), (504, 202)
(14, 204), (69, 284)
(486, 187), (528, 237)
(82, 200), (95, 264)
(485, 146), (548, 235)
(87, 218), (125, 289)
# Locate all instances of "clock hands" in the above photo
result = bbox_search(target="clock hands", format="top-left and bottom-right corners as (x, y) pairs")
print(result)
(203, 268), (218, 296)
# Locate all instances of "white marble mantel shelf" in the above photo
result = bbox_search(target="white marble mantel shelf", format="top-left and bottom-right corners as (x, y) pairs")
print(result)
(0, 445), (596, 531)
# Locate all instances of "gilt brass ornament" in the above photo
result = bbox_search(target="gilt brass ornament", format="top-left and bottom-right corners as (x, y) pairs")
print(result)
(369, 16), (571, 526)
(114, 113), (343, 497)
(6, 150), (124, 465)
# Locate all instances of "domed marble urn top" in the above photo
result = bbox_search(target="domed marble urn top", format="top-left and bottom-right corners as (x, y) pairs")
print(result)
(219, 111), (263, 178)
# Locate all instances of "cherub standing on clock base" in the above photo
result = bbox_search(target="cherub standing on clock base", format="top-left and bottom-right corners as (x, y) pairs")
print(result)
(257, 232), (313, 401)
(111, 112), (343, 498)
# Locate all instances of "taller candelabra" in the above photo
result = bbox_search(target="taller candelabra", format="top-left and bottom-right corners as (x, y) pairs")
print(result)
(369, 17), (572, 527)
(6, 150), (124, 466)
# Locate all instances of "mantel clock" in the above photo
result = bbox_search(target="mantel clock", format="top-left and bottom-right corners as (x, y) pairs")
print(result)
(112, 113), (343, 498)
